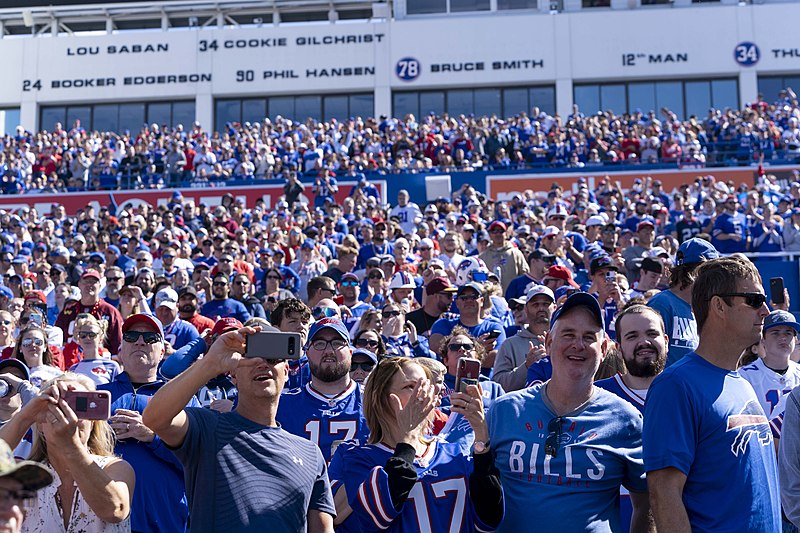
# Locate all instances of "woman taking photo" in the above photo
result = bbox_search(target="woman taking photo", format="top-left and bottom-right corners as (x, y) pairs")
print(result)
(328, 357), (503, 532)
(0, 373), (134, 532)
(437, 327), (505, 410)
(260, 267), (293, 315)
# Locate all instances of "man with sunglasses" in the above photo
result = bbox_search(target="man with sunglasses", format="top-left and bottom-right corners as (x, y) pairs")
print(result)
(101, 266), (124, 308)
(339, 273), (371, 331)
(644, 257), (779, 532)
(200, 272), (251, 323)
(504, 249), (556, 302)
(276, 318), (369, 463)
(429, 282), (506, 356)
(407, 276), (457, 338)
(99, 312), (200, 533)
(230, 272), (267, 320)
(488, 293), (650, 532)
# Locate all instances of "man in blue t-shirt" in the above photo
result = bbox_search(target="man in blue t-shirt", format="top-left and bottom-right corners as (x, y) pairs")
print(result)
(644, 257), (780, 532)
(712, 195), (749, 253)
(143, 323), (336, 532)
(200, 272), (251, 323)
(489, 293), (650, 532)
(429, 282), (506, 358)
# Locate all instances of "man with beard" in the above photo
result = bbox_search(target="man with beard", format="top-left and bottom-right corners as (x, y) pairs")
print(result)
(356, 219), (393, 270)
(493, 285), (554, 392)
(230, 272), (267, 320)
(597, 304), (668, 412)
(154, 288), (200, 348)
(275, 318), (369, 463)
(177, 286), (214, 334)
(200, 272), (251, 323)
(406, 276), (457, 338)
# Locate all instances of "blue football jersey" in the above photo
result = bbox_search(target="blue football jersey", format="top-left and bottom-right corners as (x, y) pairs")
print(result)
(525, 356), (553, 387)
(276, 381), (370, 463)
(488, 384), (647, 532)
(595, 374), (646, 414)
(329, 439), (497, 533)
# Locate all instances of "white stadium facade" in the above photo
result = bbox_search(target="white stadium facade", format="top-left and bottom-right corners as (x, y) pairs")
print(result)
(0, 0), (797, 134)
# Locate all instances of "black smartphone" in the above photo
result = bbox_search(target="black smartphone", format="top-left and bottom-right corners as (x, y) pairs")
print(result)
(245, 331), (302, 360)
(454, 357), (481, 394)
(486, 330), (501, 340)
(770, 277), (785, 305)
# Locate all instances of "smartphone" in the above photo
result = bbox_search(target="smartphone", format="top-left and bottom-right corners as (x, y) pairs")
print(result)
(454, 357), (481, 394)
(770, 277), (785, 305)
(245, 331), (302, 360)
(64, 390), (111, 420)
(605, 271), (617, 282)
(486, 329), (501, 340)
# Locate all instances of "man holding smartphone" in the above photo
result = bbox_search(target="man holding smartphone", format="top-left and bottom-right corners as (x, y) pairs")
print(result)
(275, 318), (370, 463)
(143, 325), (336, 533)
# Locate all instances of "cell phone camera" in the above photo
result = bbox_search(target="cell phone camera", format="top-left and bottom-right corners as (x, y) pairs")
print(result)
(288, 337), (295, 356)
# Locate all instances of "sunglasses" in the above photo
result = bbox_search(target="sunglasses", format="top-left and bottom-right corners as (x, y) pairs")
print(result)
(717, 292), (767, 309)
(368, 273), (383, 280)
(383, 310), (402, 318)
(340, 281), (359, 287)
(266, 275), (282, 280)
(234, 280), (249, 285)
(0, 320), (11, 326)
(220, 258), (233, 263)
(122, 331), (163, 344)
(212, 282), (228, 287)
(355, 338), (379, 349)
(350, 361), (375, 372)
(544, 416), (565, 458)
(448, 342), (474, 351)
(21, 338), (45, 347)
(457, 294), (480, 301)
(106, 277), (122, 282)
(312, 307), (338, 319)
(78, 331), (99, 340)
(509, 303), (524, 312)
(163, 254), (175, 259)
(489, 229), (504, 234)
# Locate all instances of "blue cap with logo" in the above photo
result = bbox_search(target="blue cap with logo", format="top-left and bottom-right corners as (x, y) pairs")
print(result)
(763, 310), (800, 334)
(675, 238), (719, 266)
(550, 292), (604, 331)
(307, 318), (351, 347)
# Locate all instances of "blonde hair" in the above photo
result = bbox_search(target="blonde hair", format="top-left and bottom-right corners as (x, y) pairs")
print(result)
(74, 313), (108, 344)
(29, 373), (116, 462)
(363, 357), (431, 445)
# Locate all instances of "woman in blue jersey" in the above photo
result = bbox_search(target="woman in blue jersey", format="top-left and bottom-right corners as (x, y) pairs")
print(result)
(328, 357), (503, 532)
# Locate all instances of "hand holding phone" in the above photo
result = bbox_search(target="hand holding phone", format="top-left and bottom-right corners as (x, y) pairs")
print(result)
(245, 331), (302, 360)
(454, 357), (481, 394)
(63, 390), (111, 420)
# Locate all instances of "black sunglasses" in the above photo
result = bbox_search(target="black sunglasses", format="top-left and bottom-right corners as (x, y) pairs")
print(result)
(716, 292), (767, 309)
(509, 303), (524, 312)
(350, 361), (375, 372)
(355, 338), (379, 349)
(545, 416), (565, 458)
(448, 342), (474, 352)
(122, 331), (162, 344)
(383, 310), (402, 318)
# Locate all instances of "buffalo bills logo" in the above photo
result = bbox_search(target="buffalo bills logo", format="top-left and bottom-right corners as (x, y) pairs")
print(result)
(727, 400), (771, 457)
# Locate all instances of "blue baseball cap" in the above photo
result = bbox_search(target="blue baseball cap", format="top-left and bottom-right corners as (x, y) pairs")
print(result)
(550, 292), (604, 331)
(675, 238), (719, 266)
(307, 318), (351, 347)
(0, 286), (13, 299)
(0, 359), (29, 381)
(106, 245), (121, 256)
(351, 348), (378, 365)
(763, 310), (800, 334)
(456, 282), (484, 297)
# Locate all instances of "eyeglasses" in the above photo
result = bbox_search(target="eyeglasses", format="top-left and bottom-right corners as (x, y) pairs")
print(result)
(355, 338), (379, 349)
(122, 331), (163, 344)
(340, 281), (359, 287)
(418, 247), (431, 252)
(383, 310), (402, 318)
(220, 258), (233, 263)
(544, 416), (565, 458)
(266, 275), (282, 280)
(234, 280), (249, 285)
(21, 338), (45, 347)
(716, 292), (767, 309)
(448, 342), (474, 352)
(212, 282), (228, 287)
(509, 303), (524, 312)
(136, 258), (148, 262)
(312, 307), (338, 320)
(310, 339), (348, 352)
(0, 320), (11, 326)
(457, 294), (480, 301)
(489, 229), (504, 234)
(163, 254), (175, 259)
(350, 361), (375, 372)
(106, 277), (122, 282)
(78, 331), (99, 340)
(368, 273), (383, 280)
(321, 287), (337, 295)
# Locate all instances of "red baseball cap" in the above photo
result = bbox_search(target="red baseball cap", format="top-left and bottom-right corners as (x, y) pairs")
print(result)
(488, 221), (507, 232)
(80, 269), (101, 281)
(545, 265), (579, 288)
(211, 317), (243, 337)
(24, 290), (46, 305)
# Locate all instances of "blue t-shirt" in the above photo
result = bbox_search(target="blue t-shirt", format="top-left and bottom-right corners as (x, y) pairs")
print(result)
(329, 439), (496, 533)
(647, 289), (697, 367)
(526, 356), (552, 386)
(712, 212), (748, 253)
(430, 317), (506, 347)
(505, 274), (538, 301)
(162, 319), (200, 349)
(173, 408), (335, 533)
(200, 298), (251, 323)
(488, 384), (647, 532)
(275, 381), (370, 463)
(643, 352), (781, 533)
(595, 374), (646, 414)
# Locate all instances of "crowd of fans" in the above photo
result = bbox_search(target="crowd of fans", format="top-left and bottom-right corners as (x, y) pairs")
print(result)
(0, 97), (796, 531)
(2, 87), (800, 193)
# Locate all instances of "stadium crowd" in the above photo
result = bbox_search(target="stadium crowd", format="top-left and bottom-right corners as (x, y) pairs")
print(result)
(2, 86), (800, 193)
(0, 101), (796, 532)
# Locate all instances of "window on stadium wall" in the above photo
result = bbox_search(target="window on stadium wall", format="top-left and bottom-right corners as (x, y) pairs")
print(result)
(40, 101), (195, 132)
(573, 79), (738, 119)
(758, 75), (800, 105)
(215, 94), (374, 128)
(407, 0), (490, 14)
(393, 86), (556, 120)
(0, 109), (20, 136)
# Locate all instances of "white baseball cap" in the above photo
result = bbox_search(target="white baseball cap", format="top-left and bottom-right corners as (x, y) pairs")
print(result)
(155, 288), (179, 310)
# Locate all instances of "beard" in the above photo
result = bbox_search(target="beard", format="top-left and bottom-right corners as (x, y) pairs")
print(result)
(624, 347), (666, 378)
(309, 358), (350, 383)
(179, 303), (196, 313)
